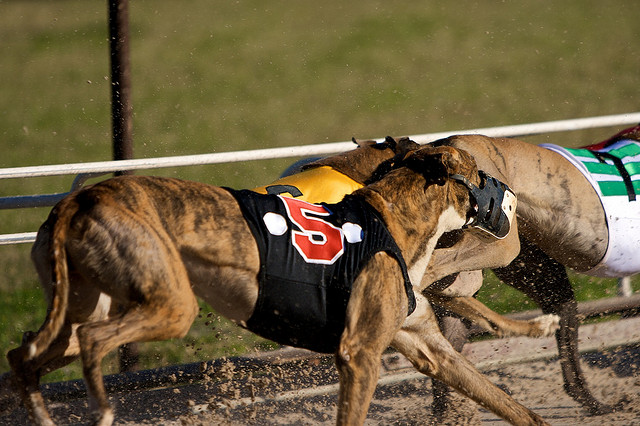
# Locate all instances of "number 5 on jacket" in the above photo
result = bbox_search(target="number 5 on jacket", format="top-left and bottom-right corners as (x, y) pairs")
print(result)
(280, 196), (345, 264)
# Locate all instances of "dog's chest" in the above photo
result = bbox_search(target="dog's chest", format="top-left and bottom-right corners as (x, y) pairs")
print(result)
(227, 189), (414, 353)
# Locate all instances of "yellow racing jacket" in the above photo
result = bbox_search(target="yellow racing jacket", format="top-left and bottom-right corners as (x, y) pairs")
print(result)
(252, 166), (363, 204)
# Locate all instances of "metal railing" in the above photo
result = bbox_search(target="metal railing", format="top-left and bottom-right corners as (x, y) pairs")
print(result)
(2, 111), (640, 246)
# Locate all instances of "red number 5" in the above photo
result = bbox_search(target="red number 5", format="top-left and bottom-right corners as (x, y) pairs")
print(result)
(279, 196), (344, 264)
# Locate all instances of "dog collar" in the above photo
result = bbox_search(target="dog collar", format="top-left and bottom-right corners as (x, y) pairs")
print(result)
(449, 171), (517, 240)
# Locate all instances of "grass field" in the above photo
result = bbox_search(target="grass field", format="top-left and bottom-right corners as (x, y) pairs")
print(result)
(1, 0), (639, 380)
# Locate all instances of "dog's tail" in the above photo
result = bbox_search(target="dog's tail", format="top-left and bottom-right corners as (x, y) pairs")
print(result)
(27, 197), (78, 361)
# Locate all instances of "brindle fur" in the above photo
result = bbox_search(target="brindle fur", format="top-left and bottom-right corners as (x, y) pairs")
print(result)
(313, 133), (624, 417)
(423, 131), (640, 416)
(5, 145), (548, 425)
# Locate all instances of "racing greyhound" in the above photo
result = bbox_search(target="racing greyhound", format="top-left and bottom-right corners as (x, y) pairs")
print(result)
(424, 125), (640, 416)
(5, 145), (548, 425)
(266, 129), (637, 417)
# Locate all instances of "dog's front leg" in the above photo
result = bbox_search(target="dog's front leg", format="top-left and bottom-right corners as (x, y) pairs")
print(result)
(336, 253), (407, 425)
(393, 295), (549, 426)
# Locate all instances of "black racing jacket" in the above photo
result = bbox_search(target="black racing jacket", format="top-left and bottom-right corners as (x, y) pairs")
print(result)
(227, 189), (416, 354)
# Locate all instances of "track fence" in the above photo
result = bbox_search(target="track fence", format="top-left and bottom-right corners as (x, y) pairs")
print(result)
(2, 111), (640, 246)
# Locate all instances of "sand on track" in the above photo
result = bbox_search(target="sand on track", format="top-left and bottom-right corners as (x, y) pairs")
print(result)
(2, 318), (639, 425)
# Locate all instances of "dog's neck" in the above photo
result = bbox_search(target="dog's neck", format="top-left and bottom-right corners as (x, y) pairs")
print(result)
(357, 176), (469, 284)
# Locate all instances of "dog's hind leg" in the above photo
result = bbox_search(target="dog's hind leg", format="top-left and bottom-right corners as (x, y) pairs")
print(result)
(76, 288), (198, 426)
(67, 221), (199, 425)
(6, 350), (53, 426)
(494, 239), (614, 415)
(335, 254), (408, 425)
(7, 320), (81, 426)
(429, 292), (560, 338)
(6, 279), (109, 424)
(393, 296), (549, 426)
(7, 293), (114, 424)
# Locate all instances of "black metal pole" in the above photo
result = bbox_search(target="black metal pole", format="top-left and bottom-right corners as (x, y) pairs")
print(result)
(109, 0), (133, 170)
(108, 0), (138, 372)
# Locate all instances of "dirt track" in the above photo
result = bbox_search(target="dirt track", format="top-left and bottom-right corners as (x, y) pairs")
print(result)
(2, 317), (640, 425)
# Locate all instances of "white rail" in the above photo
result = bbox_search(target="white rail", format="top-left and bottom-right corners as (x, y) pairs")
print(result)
(2, 232), (38, 245)
(1, 112), (639, 180)
(1, 112), (639, 245)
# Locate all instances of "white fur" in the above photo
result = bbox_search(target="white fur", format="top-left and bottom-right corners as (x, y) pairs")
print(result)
(408, 206), (467, 286)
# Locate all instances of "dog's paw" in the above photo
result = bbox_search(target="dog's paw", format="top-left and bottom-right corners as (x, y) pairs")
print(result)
(529, 314), (560, 337)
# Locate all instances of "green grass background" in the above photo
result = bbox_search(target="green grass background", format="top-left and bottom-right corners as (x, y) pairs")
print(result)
(1, 0), (639, 381)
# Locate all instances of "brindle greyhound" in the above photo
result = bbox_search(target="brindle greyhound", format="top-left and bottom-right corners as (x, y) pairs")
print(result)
(269, 130), (636, 417)
(4, 145), (549, 425)
(422, 126), (640, 417)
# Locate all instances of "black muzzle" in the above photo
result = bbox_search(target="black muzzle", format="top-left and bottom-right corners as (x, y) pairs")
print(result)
(449, 171), (517, 240)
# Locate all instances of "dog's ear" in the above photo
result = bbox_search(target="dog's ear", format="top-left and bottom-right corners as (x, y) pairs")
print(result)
(368, 136), (397, 151)
(352, 136), (419, 154)
(363, 138), (421, 185)
(395, 137), (420, 155)
(402, 147), (459, 186)
(383, 136), (397, 150)
(351, 137), (380, 148)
